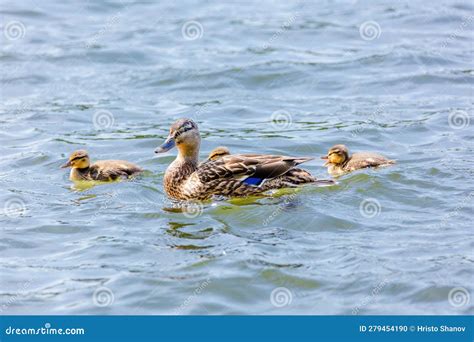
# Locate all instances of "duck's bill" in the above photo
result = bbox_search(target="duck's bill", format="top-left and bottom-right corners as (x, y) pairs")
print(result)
(320, 156), (329, 167)
(154, 136), (175, 153)
(61, 161), (71, 168)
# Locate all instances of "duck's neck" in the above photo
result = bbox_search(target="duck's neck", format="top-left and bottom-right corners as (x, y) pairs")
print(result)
(70, 167), (90, 181)
(341, 155), (351, 168)
(165, 146), (199, 181)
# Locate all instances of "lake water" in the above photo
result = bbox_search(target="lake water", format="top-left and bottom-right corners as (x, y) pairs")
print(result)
(1, 0), (473, 315)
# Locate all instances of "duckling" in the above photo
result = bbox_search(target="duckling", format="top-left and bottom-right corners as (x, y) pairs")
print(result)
(154, 118), (335, 200)
(207, 146), (230, 161)
(321, 144), (395, 177)
(61, 150), (142, 181)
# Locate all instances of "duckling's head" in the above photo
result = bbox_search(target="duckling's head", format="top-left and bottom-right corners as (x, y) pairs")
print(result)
(61, 150), (90, 169)
(208, 146), (230, 161)
(155, 118), (200, 157)
(321, 144), (349, 166)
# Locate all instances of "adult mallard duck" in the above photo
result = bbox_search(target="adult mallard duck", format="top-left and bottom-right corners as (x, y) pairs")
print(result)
(154, 118), (335, 200)
(61, 150), (142, 181)
(321, 144), (395, 177)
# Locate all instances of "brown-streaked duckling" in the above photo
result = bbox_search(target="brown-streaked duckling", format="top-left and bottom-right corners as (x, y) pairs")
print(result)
(321, 144), (395, 177)
(207, 146), (231, 161)
(61, 150), (143, 181)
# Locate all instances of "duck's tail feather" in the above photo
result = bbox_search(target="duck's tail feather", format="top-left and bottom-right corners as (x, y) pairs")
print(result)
(312, 179), (337, 186)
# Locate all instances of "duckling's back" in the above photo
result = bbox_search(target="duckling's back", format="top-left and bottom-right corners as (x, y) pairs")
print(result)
(346, 152), (395, 171)
(91, 160), (143, 180)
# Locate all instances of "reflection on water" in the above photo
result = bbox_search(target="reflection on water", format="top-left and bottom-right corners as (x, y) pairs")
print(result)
(0, 0), (473, 315)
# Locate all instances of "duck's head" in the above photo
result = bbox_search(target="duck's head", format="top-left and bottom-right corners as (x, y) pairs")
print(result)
(208, 146), (230, 161)
(155, 118), (200, 157)
(61, 150), (90, 169)
(321, 144), (349, 166)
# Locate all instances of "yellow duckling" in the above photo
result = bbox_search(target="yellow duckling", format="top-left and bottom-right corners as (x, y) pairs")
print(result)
(207, 146), (231, 161)
(61, 150), (142, 181)
(154, 118), (335, 200)
(321, 144), (395, 177)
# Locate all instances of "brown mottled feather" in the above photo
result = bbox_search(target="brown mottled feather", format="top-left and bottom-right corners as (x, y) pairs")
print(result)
(158, 118), (335, 200)
(70, 160), (142, 181)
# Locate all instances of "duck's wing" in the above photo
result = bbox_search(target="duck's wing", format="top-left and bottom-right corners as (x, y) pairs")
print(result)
(197, 154), (313, 185)
(92, 161), (143, 180)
